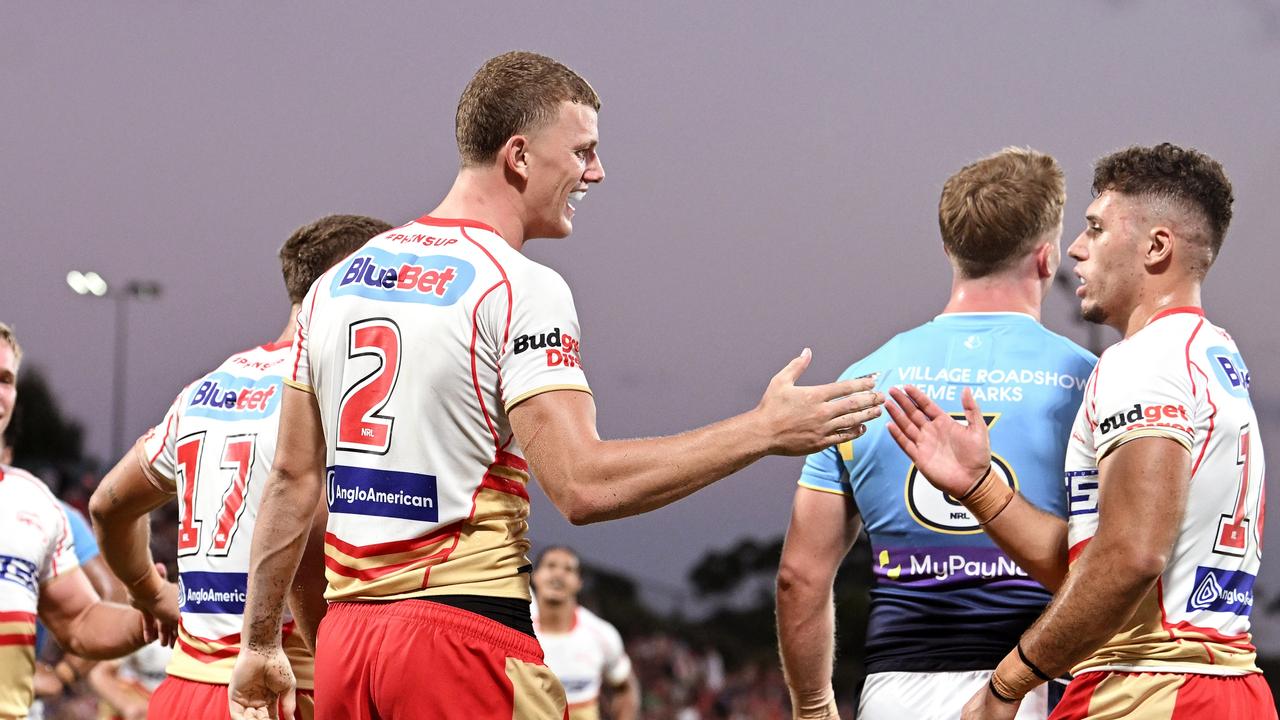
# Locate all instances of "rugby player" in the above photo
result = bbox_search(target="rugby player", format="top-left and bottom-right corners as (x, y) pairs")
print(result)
(776, 148), (1095, 719)
(0, 322), (170, 720)
(228, 51), (883, 720)
(88, 215), (392, 720)
(532, 547), (639, 720)
(886, 143), (1274, 718)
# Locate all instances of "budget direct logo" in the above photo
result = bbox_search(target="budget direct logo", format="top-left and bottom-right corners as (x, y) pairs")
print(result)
(326, 465), (438, 523)
(177, 571), (249, 614)
(1097, 403), (1190, 436)
(331, 248), (475, 306)
(1187, 566), (1255, 615)
(185, 373), (283, 421)
(512, 327), (583, 369)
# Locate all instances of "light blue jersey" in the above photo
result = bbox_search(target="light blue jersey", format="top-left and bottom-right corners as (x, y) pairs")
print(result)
(799, 312), (1095, 673)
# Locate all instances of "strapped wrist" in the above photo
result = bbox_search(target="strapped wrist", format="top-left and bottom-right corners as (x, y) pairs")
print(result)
(990, 645), (1045, 703)
(790, 684), (838, 719)
(958, 465), (1014, 525)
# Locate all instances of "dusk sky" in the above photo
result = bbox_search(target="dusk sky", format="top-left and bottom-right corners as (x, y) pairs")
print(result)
(4, 2), (1279, 646)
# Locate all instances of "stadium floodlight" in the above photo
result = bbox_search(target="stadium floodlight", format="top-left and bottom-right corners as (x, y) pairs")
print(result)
(65, 270), (164, 457)
(66, 270), (110, 297)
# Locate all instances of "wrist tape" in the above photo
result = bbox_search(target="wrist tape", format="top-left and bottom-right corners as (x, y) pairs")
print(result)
(959, 466), (1014, 525)
(989, 645), (1045, 703)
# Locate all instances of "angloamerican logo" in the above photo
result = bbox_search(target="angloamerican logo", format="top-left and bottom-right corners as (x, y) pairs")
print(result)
(186, 373), (283, 421)
(1187, 566), (1255, 615)
(326, 465), (438, 523)
(0, 554), (38, 596)
(177, 571), (248, 614)
(331, 247), (475, 306)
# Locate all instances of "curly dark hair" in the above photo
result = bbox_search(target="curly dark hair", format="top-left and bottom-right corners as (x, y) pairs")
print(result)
(1092, 143), (1233, 258)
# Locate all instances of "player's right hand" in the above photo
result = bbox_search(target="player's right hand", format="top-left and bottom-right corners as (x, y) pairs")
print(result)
(885, 385), (991, 497)
(756, 348), (883, 456)
(229, 644), (296, 720)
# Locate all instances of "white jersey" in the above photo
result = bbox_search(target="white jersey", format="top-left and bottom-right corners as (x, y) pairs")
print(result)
(289, 216), (590, 602)
(1064, 307), (1263, 675)
(533, 605), (631, 720)
(138, 341), (312, 687)
(0, 466), (79, 718)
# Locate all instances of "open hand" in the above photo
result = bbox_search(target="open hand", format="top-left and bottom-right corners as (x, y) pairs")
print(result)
(756, 349), (884, 456)
(885, 385), (991, 497)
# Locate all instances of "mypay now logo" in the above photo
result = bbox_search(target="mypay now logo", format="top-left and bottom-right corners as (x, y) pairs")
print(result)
(331, 248), (474, 306)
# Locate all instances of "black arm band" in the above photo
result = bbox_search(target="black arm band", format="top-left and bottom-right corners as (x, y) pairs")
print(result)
(1017, 643), (1054, 682)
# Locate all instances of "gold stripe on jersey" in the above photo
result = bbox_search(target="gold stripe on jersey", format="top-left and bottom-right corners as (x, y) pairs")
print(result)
(165, 621), (314, 690)
(0, 643), (35, 719)
(503, 384), (592, 413)
(1099, 428), (1193, 459)
(283, 378), (314, 393)
(1081, 672), (1183, 717)
(324, 459), (535, 603)
(1071, 582), (1258, 676)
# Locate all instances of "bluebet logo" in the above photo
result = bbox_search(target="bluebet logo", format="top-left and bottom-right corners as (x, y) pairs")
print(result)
(177, 571), (248, 614)
(331, 248), (475, 306)
(1207, 346), (1251, 398)
(1187, 566), (1255, 615)
(0, 554), (38, 596)
(326, 465), (438, 523)
(186, 373), (282, 421)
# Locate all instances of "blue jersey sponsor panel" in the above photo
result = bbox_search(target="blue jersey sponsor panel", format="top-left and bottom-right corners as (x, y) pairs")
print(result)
(799, 313), (1095, 672)
(326, 465), (439, 523)
(185, 373), (283, 422)
(0, 555), (38, 596)
(1187, 567), (1255, 616)
(178, 571), (248, 614)
(330, 248), (475, 306)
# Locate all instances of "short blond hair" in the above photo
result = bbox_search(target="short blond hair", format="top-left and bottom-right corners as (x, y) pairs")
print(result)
(0, 322), (20, 367)
(938, 147), (1065, 278)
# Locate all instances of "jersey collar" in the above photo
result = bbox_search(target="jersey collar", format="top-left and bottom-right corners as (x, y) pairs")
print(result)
(415, 215), (502, 238)
(1147, 306), (1205, 325)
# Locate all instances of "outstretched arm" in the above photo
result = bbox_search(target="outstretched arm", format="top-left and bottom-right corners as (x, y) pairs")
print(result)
(776, 487), (860, 719)
(510, 350), (883, 524)
(885, 386), (1069, 589)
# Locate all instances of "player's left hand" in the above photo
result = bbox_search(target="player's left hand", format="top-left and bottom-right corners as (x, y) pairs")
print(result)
(130, 562), (180, 647)
(960, 683), (1020, 720)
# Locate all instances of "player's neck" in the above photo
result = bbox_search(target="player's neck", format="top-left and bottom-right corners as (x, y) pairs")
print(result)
(1115, 281), (1202, 338)
(942, 274), (1042, 321)
(536, 599), (577, 633)
(430, 169), (529, 252)
(276, 304), (301, 345)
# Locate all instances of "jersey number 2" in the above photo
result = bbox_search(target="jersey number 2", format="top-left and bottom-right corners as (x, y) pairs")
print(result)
(337, 318), (402, 455)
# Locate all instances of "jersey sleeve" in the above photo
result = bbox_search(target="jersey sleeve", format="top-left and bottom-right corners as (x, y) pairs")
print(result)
(284, 284), (319, 394)
(1090, 343), (1196, 460)
(39, 505), (80, 585)
(499, 265), (591, 412)
(598, 618), (633, 686)
(136, 389), (184, 493)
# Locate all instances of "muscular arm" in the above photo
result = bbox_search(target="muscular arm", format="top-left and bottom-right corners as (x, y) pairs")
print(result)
(1015, 436), (1189, 677)
(510, 352), (881, 525)
(242, 385), (327, 650)
(89, 446), (175, 610)
(38, 568), (150, 659)
(975, 497), (1070, 591)
(776, 487), (860, 718)
(288, 494), (330, 652)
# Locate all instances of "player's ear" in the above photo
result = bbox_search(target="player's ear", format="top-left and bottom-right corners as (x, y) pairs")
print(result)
(1145, 225), (1174, 269)
(1034, 242), (1055, 280)
(502, 135), (531, 181)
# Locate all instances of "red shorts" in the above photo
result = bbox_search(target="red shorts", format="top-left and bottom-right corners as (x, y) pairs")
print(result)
(1050, 670), (1276, 719)
(146, 676), (314, 720)
(314, 600), (567, 720)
